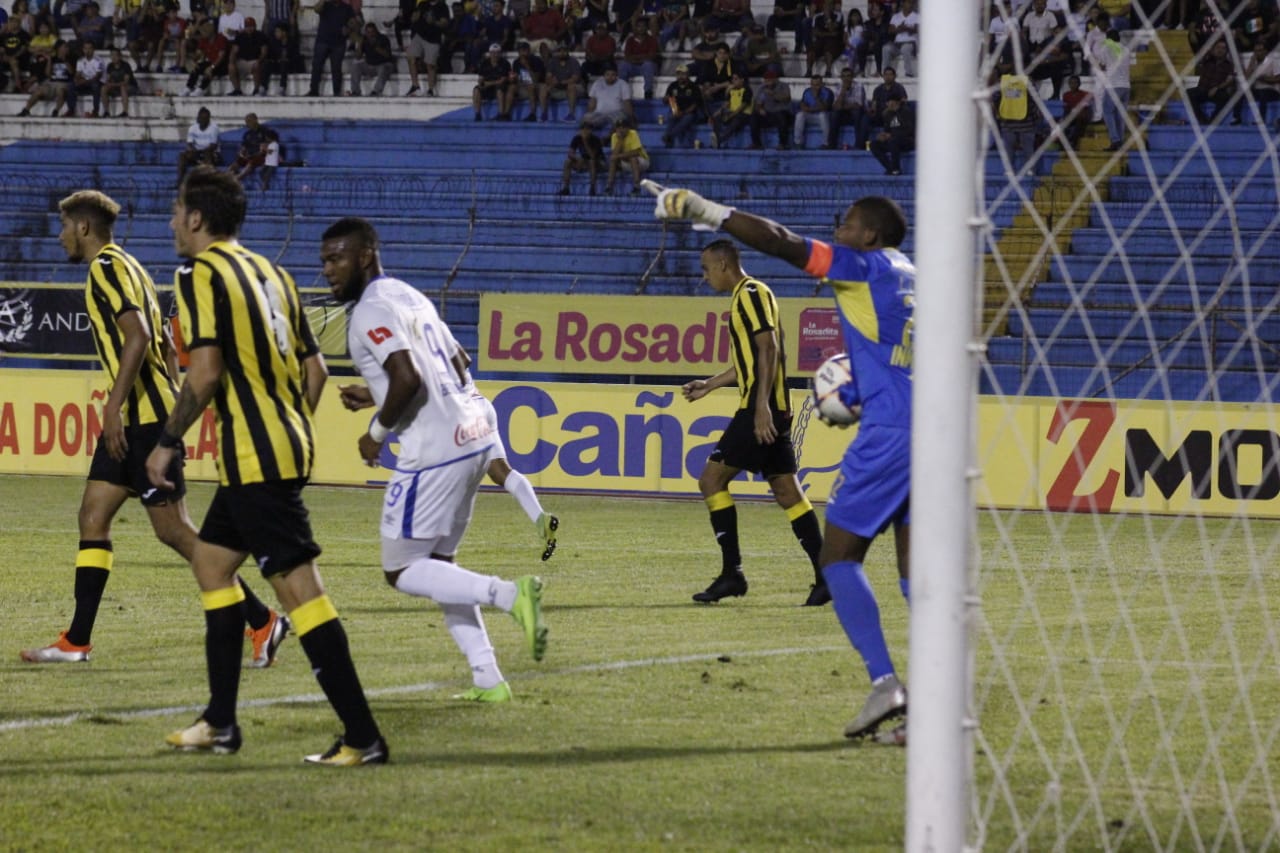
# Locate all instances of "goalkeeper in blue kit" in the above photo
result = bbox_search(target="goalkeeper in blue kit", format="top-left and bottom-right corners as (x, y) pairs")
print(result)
(644, 181), (914, 743)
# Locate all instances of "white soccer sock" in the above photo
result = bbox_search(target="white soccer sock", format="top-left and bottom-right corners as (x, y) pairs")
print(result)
(394, 557), (517, 610)
(440, 603), (503, 689)
(503, 469), (545, 526)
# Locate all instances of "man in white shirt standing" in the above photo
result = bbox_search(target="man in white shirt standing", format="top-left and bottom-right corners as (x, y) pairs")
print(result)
(320, 216), (548, 704)
(217, 0), (245, 38)
(1091, 26), (1130, 150)
(72, 41), (105, 117)
(177, 106), (221, 183)
(881, 0), (918, 77)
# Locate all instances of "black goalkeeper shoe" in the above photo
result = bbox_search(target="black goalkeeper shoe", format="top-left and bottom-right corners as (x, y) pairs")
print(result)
(802, 582), (832, 607)
(692, 571), (748, 604)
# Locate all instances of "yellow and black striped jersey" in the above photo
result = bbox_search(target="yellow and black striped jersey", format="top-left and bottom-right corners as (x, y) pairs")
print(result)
(85, 243), (178, 427)
(175, 240), (320, 486)
(728, 275), (790, 415)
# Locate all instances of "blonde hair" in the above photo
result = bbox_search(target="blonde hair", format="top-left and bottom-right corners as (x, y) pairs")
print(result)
(58, 190), (121, 236)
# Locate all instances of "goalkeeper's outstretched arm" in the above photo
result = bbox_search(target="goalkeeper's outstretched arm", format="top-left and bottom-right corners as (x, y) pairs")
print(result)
(642, 180), (811, 270)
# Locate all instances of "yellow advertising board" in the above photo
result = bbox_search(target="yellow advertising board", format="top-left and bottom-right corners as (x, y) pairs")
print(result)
(4, 368), (1280, 518)
(479, 294), (841, 378)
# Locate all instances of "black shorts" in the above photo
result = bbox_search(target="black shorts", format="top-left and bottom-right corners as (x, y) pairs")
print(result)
(708, 408), (797, 477)
(199, 479), (322, 578)
(87, 422), (187, 506)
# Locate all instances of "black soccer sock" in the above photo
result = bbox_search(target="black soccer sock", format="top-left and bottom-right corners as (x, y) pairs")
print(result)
(292, 596), (381, 748)
(706, 491), (742, 575)
(787, 501), (824, 583)
(238, 576), (272, 631)
(66, 539), (113, 646)
(201, 586), (247, 729)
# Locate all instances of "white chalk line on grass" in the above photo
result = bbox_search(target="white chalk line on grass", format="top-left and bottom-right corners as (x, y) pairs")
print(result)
(0, 645), (847, 734)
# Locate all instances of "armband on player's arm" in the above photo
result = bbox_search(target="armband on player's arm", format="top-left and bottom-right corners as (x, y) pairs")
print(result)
(804, 239), (834, 278)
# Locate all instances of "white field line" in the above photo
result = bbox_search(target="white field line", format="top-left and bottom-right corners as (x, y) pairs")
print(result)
(0, 645), (847, 734)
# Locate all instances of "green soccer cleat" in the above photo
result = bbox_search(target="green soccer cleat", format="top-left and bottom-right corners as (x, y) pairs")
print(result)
(452, 682), (513, 703)
(304, 736), (389, 767)
(510, 575), (548, 662)
(165, 718), (242, 754)
(536, 513), (559, 561)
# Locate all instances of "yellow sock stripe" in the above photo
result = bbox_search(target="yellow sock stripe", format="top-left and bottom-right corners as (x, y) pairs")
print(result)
(290, 595), (339, 637)
(201, 585), (246, 611)
(78, 548), (114, 571)
(785, 498), (815, 522)
(705, 491), (735, 512)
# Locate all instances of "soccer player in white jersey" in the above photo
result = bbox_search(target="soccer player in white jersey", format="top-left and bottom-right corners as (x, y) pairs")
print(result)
(320, 217), (548, 703)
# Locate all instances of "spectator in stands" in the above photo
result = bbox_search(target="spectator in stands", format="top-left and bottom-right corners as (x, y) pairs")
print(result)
(258, 127), (281, 190)
(472, 42), (514, 118)
(351, 20), (394, 95)
(996, 71), (1041, 174)
(881, 0), (917, 77)
(766, 0), (808, 55)
(1, 16), (30, 93)
(227, 112), (269, 178)
(156, 5), (186, 72)
(217, 0), (244, 38)
(478, 0), (517, 61)
(868, 91), (912, 174)
(1090, 26), (1131, 150)
(558, 119), (605, 194)
(841, 7), (862, 72)
(793, 72), (832, 149)
(582, 62), (634, 127)
(1187, 1), (1221, 53)
(521, 0), (567, 58)
(750, 67), (791, 148)
(541, 41), (582, 120)
(709, 69), (752, 147)
(618, 16), (659, 98)
(612, 0), (645, 38)
(262, 0), (302, 73)
(1231, 0), (1272, 53)
(71, 40), (104, 117)
(1187, 37), (1237, 124)
(510, 40), (545, 117)
(1058, 73), (1090, 148)
(698, 42), (739, 108)
(706, 0), (751, 35)
(263, 21), (291, 94)
(29, 18), (57, 66)
(1233, 38), (1280, 125)
(9, 0), (36, 34)
(52, 0), (90, 31)
(734, 22), (779, 79)
(128, 0), (163, 71)
(100, 46), (134, 116)
(17, 38), (72, 115)
(1022, 0), (1070, 98)
(407, 0), (448, 95)
(74, 1), (111, 49)
(177, 106), (220, 182)
(866, 63), (905, 131)
(579, 0), (609, 43)
(806, 0), (842, 77)
(444, 0), (477, 72)
(181, 16), (230, 96)
(307, 0), (357, 97)
(605, 115), (649, 194)
(829, 65), (866, 148)
(689, 21), (727, 81)
(581, 19), (616, 81)
(855, 1), (887, 75)
(657, 0), (690, 51)
(228, 15), (267, 95)
(662, 62), (705, 146)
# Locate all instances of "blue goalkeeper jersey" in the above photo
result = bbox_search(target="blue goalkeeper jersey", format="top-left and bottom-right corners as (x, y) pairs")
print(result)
(803, 238), (914, 429)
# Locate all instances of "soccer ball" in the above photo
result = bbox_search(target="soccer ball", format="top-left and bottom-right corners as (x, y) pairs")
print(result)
(811, 353), (860, 426)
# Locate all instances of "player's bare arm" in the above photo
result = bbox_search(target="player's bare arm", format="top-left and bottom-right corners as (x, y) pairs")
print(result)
(145, 343), (224, 489)
(102, 308), (151, 462)
(683, 365), (736, 402)
(160, 320), (181, 381)
(644, 181), (810, 269)
(302, 352), (328, 413)
(752, 328), (779, 444)
(358, 350), (421, 464)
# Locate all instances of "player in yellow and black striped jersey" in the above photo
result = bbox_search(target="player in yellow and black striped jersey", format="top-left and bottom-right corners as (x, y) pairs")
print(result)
(145, 167), (386, 765)
(680, 240), (829, 607)
(19, 189), (285, 670)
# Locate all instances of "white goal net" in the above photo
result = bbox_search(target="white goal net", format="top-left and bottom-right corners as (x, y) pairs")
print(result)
(939, 1), (1280, 850)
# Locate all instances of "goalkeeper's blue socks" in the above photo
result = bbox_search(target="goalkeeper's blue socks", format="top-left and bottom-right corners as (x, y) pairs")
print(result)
(823, 560), (894, 681)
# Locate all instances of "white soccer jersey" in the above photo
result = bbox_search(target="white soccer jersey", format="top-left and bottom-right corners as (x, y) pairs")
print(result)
(347, 276), (495, 471)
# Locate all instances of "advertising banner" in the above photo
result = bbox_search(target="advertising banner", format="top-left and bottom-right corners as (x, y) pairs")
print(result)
(479, 294), (842, 378)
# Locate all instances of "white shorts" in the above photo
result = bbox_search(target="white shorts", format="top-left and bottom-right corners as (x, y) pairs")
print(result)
(407, 35), (441, 64)
(378, 446), (498, 566)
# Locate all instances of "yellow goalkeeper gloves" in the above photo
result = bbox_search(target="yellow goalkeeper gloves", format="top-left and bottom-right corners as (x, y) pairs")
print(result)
(640, 180), (734, 232)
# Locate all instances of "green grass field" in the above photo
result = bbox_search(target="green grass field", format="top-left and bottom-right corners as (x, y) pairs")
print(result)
(2, 474), (1278, 851)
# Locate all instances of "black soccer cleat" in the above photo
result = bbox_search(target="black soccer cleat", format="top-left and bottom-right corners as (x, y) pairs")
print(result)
(692, 571), (748, 604)
(802, 582), (832, 607)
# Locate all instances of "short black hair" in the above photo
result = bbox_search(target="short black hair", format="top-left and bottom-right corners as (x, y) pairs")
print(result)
(179, 166), (246, 238)
(850, 196), (907, 248)
(701, 239), (739, 264)
(322, 216), (380, 249)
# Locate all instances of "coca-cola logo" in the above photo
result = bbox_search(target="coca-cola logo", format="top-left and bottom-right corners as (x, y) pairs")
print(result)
(454, 416), (495, 446)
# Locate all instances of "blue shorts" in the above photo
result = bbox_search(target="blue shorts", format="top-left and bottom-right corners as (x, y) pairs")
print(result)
(824, 423), (910, 539)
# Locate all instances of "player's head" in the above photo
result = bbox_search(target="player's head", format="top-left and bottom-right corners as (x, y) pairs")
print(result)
(837, 196), (907, 250)
(58, 189), (120, 262)
(172, 166), (246, 256)
(320, 216), (382, 304)
(699, 239), (743, 293)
